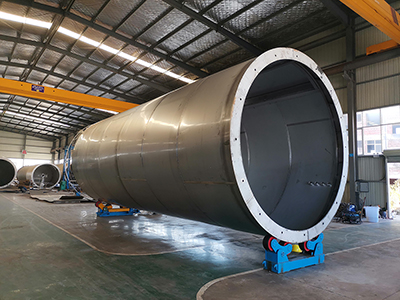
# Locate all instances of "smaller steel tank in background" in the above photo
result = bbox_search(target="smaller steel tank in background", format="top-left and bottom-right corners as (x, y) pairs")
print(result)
(56, 163), (64, 174)
(0, 157), (17, 189)
(17, 163), (61, 189)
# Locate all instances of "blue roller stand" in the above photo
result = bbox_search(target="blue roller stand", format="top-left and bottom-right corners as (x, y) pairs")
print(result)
(263, 233), (325, 274)
(96, 207), (140, 217)
(96, 202), (140, 217)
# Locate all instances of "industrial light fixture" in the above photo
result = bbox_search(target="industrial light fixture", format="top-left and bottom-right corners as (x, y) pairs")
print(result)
(0, 12), (195, 84)
(57, 27), (195, 83)
(96, 108), (119, 115)
(0, 11), (52, 29)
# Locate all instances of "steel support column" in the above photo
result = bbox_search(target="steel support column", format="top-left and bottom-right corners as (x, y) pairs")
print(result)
(345, 18), (359, 208)
(22, 134), (27, 166)
(57, 138), (62, 162)
(51, 140), (56, 164)
(385, 156), (391, 218)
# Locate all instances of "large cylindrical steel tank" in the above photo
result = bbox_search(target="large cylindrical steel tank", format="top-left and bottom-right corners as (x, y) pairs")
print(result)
(17, 163), (61, 189)
(0, 157), (17, 189)
(72, 48), (348, 243)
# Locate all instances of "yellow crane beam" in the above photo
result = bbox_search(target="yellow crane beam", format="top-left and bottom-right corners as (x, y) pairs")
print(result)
(0, 77), (138, 113)
(339, 0), (400, 44)
(366, 39), (400, 55)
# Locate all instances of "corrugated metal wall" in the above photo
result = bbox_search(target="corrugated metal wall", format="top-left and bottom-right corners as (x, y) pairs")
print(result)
(289, 2), (400, 205)
(305, 37), (346, 68)
(0, 130), (54, 169)
(340, 156), (387, 207)
(357, 58), (400, 111)
(292, 0), (400, 114)
(358, 156), (387, 207)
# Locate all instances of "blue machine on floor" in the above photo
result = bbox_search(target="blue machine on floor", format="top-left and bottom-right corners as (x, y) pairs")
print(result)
(263, 233), (325, 274)
(95, 201), (140, 217)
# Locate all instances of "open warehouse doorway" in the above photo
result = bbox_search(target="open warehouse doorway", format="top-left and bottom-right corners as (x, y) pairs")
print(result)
(384, 150), (400, 218)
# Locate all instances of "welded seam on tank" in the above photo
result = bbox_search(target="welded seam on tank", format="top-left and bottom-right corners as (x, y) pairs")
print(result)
(82, 126), (106, 200)
(114, 111), (145, 209)
(265, 104), (292, 217)
(174, 79), (220, 224)
(113, 110), (149, 208)
(98, 122), (115, 201)
(2, 194), (220, 256)
(286, 117), (331, 127)
(97, 117), (142, 208)
(304, 65), (346, 223)
(139, 98), (175, 214)
(196, 236), (400, 300)
(73, 132), (94, 199)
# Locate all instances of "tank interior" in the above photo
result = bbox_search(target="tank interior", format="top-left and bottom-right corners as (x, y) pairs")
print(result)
(32, 164), (60, 188)
(241, 60), (344, 230)
(0, 160), (15, 187)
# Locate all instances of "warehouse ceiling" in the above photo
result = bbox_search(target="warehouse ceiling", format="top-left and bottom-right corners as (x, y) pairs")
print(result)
(0, 0), (358, 140)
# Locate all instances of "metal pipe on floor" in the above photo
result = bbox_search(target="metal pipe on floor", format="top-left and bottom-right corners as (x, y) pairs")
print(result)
(0, 157), (17, 189)
(17, 163), (61, 189)
(72, 48), (348, 243)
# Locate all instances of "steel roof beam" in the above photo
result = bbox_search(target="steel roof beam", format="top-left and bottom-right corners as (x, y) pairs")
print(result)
(49, 1), (162, 98)
(197, 7), (330, 67)
(0, 100), (94, 126)
(45, 45), (169, 95)
(257, 8), (328, 45)
(111, 0), (146, 32)
(65, 12), (208, 77)
(161, 0), (262, 56)
(2, 110), (76, 132)
(323, 46), (400, 75)
(280, 20), (343, 49)
(319, 0), (352, 26)
(178, 0), (306, 67)
(0, 98), (99, 126)
(0, 113), (74, 134)
(149, 0), (224, 51)
(20, 2), (72, 82)
(2, 0), (207, 78)
(0, 122), (67, 138)
(0, 34), (167, 98)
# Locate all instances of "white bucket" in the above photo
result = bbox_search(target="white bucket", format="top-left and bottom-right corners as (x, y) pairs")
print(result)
(364, 206), (379, 223)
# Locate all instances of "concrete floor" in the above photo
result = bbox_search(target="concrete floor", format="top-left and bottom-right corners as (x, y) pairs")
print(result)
(1, 192), (400, 300)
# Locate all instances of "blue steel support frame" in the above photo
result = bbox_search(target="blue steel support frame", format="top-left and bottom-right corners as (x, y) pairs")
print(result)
(263, 234), (325, 274)
(96, 206), (140, 217)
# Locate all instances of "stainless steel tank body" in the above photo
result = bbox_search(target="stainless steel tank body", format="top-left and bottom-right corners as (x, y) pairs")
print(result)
(17, 163), (61, 189)
(0, 157), (17, 189)
(72, 48), (348, 243)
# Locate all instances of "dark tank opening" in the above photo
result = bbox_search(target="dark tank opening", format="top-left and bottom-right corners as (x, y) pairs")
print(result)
(240, 60), (343, 230)
(33, 164), (61, 188)
(0, 160), (15, 187)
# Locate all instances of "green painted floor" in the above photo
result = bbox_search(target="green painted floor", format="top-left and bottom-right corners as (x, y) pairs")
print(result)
(1, 192), (400, 299)
(0, 194), (262, 300)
